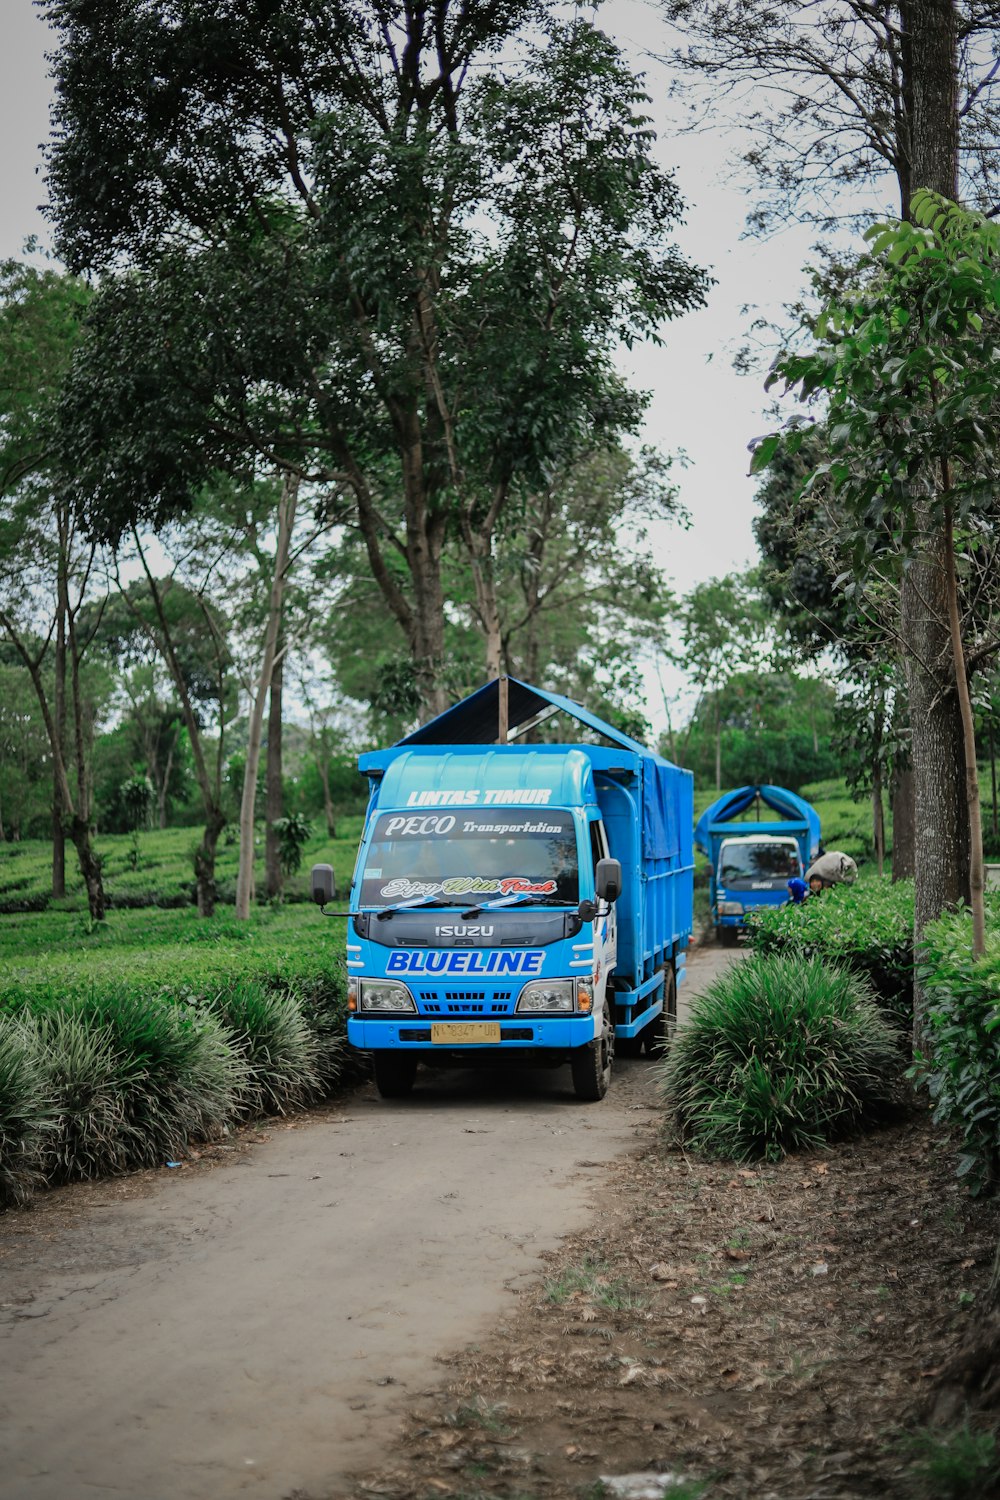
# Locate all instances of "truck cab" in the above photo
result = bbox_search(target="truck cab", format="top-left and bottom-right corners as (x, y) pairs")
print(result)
(694, 784), (821, 946)
(714, 834), (802, 943)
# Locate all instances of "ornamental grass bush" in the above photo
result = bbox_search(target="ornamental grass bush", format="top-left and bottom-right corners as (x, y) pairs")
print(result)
(207, 983), (322, 1118)
(66, 990), (247, 1170)
(746, 880), (914, 1027)
(662, 954), (903, 1161)
(914, 898), (1000, 1194)
(35, 1008), (132, 1183)
(0, 906), (351, 1202)
(0, 1016), (52, 1206)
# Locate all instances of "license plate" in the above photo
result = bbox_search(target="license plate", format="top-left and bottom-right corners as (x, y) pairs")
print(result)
(431, 1022), (502, 1045)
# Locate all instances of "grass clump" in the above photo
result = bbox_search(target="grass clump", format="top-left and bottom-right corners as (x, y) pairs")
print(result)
(662, 954), (902, 1161)
(35, 1008), (131, 1183)
(0, 1015), (52, 1205)
(71, 989), (246, 1169)
(208, 983), (322, 1117)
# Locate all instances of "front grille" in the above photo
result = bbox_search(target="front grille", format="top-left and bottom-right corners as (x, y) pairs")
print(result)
(418, 988), (514, 1016)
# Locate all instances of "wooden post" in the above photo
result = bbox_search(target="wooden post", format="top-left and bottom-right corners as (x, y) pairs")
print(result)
(498, 675), (508, 744)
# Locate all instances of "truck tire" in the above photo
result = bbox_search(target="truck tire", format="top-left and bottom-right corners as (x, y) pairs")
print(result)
(718, 924), (740, 948)
(372, 1053), (417, 1099)
(646, 963), (677, 1058)
(571, 1002), (614, 1101)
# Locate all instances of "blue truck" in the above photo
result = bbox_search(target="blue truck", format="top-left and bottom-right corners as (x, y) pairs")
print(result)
(312, 677), (694, 1101)
(694, 784), (821, 945)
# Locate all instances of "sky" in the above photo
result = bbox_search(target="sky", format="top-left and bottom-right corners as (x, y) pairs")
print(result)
(0, 0), (827, 725)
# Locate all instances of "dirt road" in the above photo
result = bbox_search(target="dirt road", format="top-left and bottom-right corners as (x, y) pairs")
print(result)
(0, 944), (733, 1500)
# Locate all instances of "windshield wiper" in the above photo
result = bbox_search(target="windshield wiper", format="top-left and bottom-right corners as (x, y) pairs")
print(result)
(374, 894), (456, 921)
(461, 893), (575, 918)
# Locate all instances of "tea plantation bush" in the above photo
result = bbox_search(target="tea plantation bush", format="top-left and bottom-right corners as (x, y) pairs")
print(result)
(746, 880), (915, 1026)
(662, 954), (903, 1161)
(0, 906), (350, 1205)
(915, 899), (1000, 1195)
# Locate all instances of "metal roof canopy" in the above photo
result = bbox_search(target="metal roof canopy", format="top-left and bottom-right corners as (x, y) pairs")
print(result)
(397, 675), (653, 757)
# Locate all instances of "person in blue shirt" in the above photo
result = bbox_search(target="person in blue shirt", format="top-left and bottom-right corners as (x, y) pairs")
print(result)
(787, 875), (809, 904)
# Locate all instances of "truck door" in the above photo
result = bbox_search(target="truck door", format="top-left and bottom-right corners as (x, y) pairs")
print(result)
(590, 817), (617, 987)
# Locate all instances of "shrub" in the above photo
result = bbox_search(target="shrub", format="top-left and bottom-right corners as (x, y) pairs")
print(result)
(746, 880), (914, 1027)
(0, 1015), (52, 1205)
(662, 954), (903, 1161)
(34, 1008), (132, 1183)
(914, 899), (1000, 1193)
(69, 990), (246, 1169)
(207, 983), (322, 1117)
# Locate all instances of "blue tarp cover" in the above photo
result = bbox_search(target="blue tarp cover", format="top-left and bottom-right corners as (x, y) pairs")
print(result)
(694, 784), (821, 858)
(643, 761), (679, 861)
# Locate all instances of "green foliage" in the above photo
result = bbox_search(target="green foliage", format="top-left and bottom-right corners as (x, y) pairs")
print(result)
(745, 879), (914, 1025)
(0, 1016), (52, 1206)
(0, 821), (364, 913)
(34, 1008), (132, 1183)
(271, 813), (312, 877)
(899, 1423), (999, 1500)
(662, 955), (902, 1161)
(764, 193), (1000, 572)
(207, 983), (323, 1118)
(61, 990), (244, 1170)
(0, 903), (350, 1199)
(913, 898), (1000, 1193)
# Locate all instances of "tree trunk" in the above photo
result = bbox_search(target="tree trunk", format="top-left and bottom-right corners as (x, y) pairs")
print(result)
(898, 0), (965, 1041)
(69, 814), (105, 921)
(943, 505), (985, 954)
(158, 738), (174, 830)
(902, 554), (970, 1043)
(891, 766), (915, 880)
(715, 698), (722, 791)
(264, 641), (284, 901)
(52, 593), (66, 899)
(235, 476), (296, 919)
(990, 720), (998, 843)
(194, 811), (226, 918)
(872, 692), (885, 877)
(316, 748), (336, 839)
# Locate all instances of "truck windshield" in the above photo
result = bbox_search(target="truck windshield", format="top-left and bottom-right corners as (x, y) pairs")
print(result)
(359, 810), (579, 909)
(719, 841), (801, 885)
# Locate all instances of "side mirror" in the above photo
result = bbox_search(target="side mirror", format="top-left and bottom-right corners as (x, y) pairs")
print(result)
(311, 863), (336, 906)
(595, 857), (622, 904)
(577, 899), (598, 923)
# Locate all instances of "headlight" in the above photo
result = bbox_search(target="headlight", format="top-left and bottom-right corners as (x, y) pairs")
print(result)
(516, 979), (576, 1013)
(717, 901), (745, 916)
(358, 980), (416, 1013)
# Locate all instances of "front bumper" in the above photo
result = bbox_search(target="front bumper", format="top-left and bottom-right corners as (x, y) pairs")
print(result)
(348, 1014), (597, 1051)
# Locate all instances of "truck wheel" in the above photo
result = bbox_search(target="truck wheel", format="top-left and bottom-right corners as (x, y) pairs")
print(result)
(718, 925), (740, 948)
(645, 964), (677, 1058)
(571, 1002), (614, 1101)
(372, 1053), (417, 1099)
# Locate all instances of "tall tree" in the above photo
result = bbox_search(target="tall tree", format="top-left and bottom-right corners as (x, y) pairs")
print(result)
(0, 259), (109, 917)
(45, 2), (708, 712)
(661, 0), (1000, 229)
(665, 0), (990, 966)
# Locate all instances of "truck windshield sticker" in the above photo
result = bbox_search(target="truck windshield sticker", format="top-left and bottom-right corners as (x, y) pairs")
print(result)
(379, 876), (557, 900)
(360, 810), (578, 909)
(386, 949), (545, 976)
